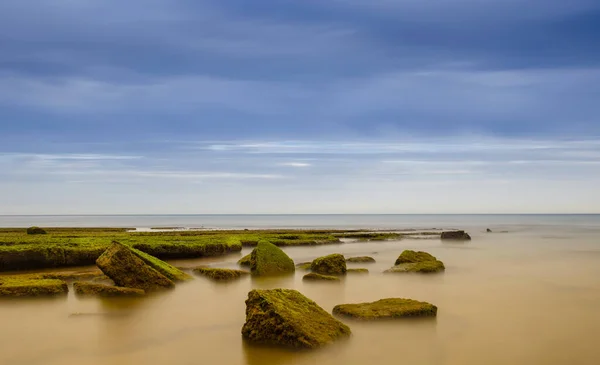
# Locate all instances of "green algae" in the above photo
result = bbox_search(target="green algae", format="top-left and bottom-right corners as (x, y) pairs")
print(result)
(73, 282), (145, 297)
(129, 244), (192, 281)
(302, 272), (340, 281)
(192, 267), (250, 281)
(385, 260), (445, 273)
(0, 276), (68, 297)
(311, 254), (346, 275)
(238, 253), (252, 267)
(346, 268), (369, 274)
(333, 298), (437, 320)
(346, 256), (376, 263)
(241, 289), (351, 349)
(394, 250), (437, 265)
(250, 241), (295, 277)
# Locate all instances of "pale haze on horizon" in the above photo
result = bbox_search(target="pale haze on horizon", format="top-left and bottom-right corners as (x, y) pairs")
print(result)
(1, 1), (599, 214)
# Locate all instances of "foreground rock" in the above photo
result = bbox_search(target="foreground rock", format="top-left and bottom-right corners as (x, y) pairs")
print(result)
(303, 272), (340, 281)
(250, 241), (295, 276)
(346, 256), (376, 263)
(193, 267), (250, 281)
(241, 289), (351, 349)
(385, 250), (445, 273)
(347, 268), (369, 274)
(237, 253), (252, 267)
(26, 226), (47, 235)
(96, 242), (175, 291)
(441, 230), (471, 240)
(73, 282), (145, 297)
(0, 276), (68, 297)
(311, 254), (347, 275)
(130, 245), (192, 282)
(333, 298), (437, 320)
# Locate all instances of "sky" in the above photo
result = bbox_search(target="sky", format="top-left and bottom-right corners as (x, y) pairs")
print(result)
(1, 0), (599, 214)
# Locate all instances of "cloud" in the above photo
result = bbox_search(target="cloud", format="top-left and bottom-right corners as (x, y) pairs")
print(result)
(279, 162), (312, 167)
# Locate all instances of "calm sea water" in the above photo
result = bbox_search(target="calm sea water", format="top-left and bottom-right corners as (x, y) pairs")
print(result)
(1, 215), (599, 365)
(1, 214), (599, 230)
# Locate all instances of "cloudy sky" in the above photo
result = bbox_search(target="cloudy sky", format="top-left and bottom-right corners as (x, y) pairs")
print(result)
(1, 0), (599, 214)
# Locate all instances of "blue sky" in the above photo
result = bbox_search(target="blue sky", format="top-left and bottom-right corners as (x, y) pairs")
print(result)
(1, 0), (599, 214)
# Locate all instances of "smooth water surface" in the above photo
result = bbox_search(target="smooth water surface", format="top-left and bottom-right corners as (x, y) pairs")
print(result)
(1, 218), (599, 365)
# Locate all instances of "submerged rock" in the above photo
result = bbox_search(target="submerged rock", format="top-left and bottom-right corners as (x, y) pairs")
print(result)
(26, 226), (46, 235)
(441, 230), (471, 240)
(311, 254), (346, 275)
(346, 256), (376, 263)
(96, 242), (175, 292)
(302, 272), (340, 281)
(73, 282), (145, 297)
(347, 268), (369, 274)
(295, 262), (312, 270)
(333, 298), (437, 320)
(237, 253), (252, 267)
(250, 241), (295, 276)
(193, 267), (250, 281)
(386, 250), (445, 273)
(241, 289), (351, 349)
(0, 276), (68, 297)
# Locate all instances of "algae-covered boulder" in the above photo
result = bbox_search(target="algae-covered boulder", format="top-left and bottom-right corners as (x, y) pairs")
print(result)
(386, 250), (445, 273)
(441, 230), (471, 240)
(96, 242), (175, 291)
(130, 245), (192, 282)
(73, 282), (145, 297)
(238, 253), (252, 267)
(26, 226), (47, 235)
(302, 272), (340, 281)
(250, 241), (295, 276)
(241, 289), (351, 349)
(333, 298), (437, 320)
(394, 250), (437, 265)
(295, 262), (312, 270)
(347, 268), (369, 274)
(0, 276), (68, 297)
(193, 267), (250, 281)
(311, 254), (346, 275)
(346, 256), (375, 263)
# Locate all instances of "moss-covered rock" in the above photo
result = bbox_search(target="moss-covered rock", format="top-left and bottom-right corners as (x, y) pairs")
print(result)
(394, 250), (437, 265)
(346, 256), (375, 263)
(333, 298), (437, 320)
(249, 241), (295, 276)
(129, 245), (192, 282)
(26, 226), (47, 235)
(295, 262), (312, 270)
(347, 268), (369, 274)
(441, 230), (471, 240)
(238, 253), (252, 267)
(311, 254), (346, 275)
(96, 242), (175, 291)
(73, 282), (145, 297)
(302, 272), (340, 281)
(193, 267), (250, 281)
(0, 276), (68, 297)
(241, 289), (351, 349)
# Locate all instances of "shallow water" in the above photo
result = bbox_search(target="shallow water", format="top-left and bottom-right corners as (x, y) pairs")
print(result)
(2, 224), (600, 365)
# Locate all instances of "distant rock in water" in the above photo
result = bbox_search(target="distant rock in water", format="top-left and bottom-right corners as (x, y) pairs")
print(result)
(303, 272), (340, 281)
(26, 226), (46, 235)
(311, 254), (347, 275)
(486, 228), (492, 233)
(346, 256), (376, 263)
(73, 282), (145, 297)
(441, 230), (472, 240)
(386, 250), (445, 274)
(346, 268), (369, 274)
(241, 289), (351, 349)
(250, 241), (295, 276)
(193, 267), (250, 281)
(333, 298), (437, 320)
(295, 262), (312, 270)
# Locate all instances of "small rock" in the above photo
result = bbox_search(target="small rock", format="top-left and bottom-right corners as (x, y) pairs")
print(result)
(346, 256), (376, 263)
(486, 228), (492, 233)
(250, 241), (295, 276)
(333, 298), (437, 320)
(311, 254), (346, 275)
(303, 272), (340, 281)
(295, 262), (312, 270)
(386, 250), (445, 273)
(441, 230), (471, 240)
(73, 282), (145, 297)
(193, 267), (250, 281)
(26, 226), (46, 235)
(347, 268), (369, 274)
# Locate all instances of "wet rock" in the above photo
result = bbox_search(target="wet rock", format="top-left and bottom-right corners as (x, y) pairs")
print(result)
(486, 228), (492, 233)
(250, 241), (295, 276)
(130, 245), (192, 282)
(394, 250), (437, 265)
(0, 276), (68, 297)
(302, 272), (340, 281)
(346, 256), (376, 263)
(441, 230), (471, 240)
(295, 262), (312, 270)
(311, 254), (346, 275)
(347, 268), (369, 274)
(26, 226), (46, 235)
(73, 282), (145, 297)
(386, 250), (445, 273)
(241, 288), (351, 349)
(333, 298), (437, 320)
(193, 267), (250, 281)
(237, 253), (252, 267)
(96, 242), (175, 292)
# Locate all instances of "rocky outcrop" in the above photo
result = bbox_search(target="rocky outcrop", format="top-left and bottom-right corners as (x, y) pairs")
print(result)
(249, 241), (295, 276)
(333, 298), (437, 320)
(241, 289), (351, 349)
(441, 230), (471, 240)
(311, 254), (346, 275)
(192, 267), (250, 281)
(302, 272), (340, 281)
(96, 242), (175, 291)
(73, 282), (145, 297)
